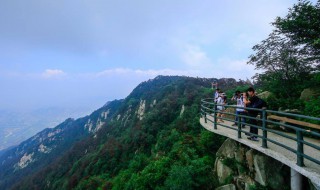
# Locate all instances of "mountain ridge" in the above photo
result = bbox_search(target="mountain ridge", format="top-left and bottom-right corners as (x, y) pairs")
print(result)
(0, 75), (249, 190)
(0, 99), (123, 189)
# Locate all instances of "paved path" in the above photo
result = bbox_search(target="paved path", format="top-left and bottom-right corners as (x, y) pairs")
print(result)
(200, 115), (320, 187)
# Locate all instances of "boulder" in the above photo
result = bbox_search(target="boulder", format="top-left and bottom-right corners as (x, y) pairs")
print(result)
(235, 146), (246, 175)
(254, 154), (267, 186)
(245, 149), (254, 172)
(235, 175), (255, 190)
(245, 183), (256, 190)
(266, 160), (287, 190)
(257, 91), (273, 100)
(244, 178), (256, 190)
(235, 146), (245, 163)
(216, 184), (236, 190)
(300, 88), (320, 101)
(283, 109), (300, 114)
(216, 159), (234, 184)
(217, 138), (238, 159)
(215, 139), (290, 189)
(224, 107), (236, 120)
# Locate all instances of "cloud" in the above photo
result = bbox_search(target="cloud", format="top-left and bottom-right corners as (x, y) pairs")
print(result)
(41, 69), (66, 78)
(232, 33), (261, 52)
(214, 59), (259, 79)
(180, 44), (211, 68)
(95, 68), (201, 78)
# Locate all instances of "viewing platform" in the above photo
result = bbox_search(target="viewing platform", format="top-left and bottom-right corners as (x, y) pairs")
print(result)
(200, 99), (320, 189)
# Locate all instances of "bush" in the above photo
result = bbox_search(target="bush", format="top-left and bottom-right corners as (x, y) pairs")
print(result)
(303, 96), (320, 119)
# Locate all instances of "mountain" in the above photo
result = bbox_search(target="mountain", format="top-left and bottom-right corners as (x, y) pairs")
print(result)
(0, 107), (93, 151)
(0, 100), (123, 190)
(0, 76), (248, 190)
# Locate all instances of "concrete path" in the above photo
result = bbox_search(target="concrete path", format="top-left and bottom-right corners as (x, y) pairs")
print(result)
(200, 115), (320, 187)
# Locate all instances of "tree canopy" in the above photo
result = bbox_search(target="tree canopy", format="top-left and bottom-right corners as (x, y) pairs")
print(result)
(273, 0), (320, 61)
(248, 0), (320, 110)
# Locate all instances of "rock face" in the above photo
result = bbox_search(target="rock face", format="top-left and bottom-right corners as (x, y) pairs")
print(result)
(253, 154), (267, 186)
(15, 153), (35, 169)
(300, 88), (320, 101)
(214, 138), (290, 190)
(137, 100), (146, 120)
(180, 105), (185, 116)
(257, 91), (273, 100)
(216, 159), (234, 184)
(216, 184), (236, 190)
(245, 150), (254, 172)
(216, 138), (238, 158)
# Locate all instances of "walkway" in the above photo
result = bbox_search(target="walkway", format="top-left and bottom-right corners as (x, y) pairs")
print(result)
(200, 115), (320, 187)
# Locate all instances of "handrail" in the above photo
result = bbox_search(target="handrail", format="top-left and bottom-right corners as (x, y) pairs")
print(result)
(200, 98), (320, 167)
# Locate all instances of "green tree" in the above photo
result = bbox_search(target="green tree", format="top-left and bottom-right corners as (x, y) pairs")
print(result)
(273, 0), (320, 61)
(248, 1), (320, 111)
(164, 164), (193, 190)
(248, 31), (313, 98)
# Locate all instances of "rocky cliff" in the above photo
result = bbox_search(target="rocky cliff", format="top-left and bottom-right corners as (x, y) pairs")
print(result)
(214, 138), (290, 190)
(214, 138), (320, 190)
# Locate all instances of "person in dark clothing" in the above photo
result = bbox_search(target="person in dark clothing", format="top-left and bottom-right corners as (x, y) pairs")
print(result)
(246, 87), (259, 141)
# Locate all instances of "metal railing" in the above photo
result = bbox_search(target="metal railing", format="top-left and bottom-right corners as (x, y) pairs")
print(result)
(201, 98), (320, 167)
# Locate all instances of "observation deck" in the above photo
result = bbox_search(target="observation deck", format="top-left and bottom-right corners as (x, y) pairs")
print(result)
(200, 98), (320, 189)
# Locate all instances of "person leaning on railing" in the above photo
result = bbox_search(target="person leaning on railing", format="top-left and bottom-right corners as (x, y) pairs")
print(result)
(232, 92), (248, 128)
(241, 92), (249, 126)
(232, 91), (246, 128)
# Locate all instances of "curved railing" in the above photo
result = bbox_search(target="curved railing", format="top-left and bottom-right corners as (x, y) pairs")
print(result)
(201, 98), (320, 167)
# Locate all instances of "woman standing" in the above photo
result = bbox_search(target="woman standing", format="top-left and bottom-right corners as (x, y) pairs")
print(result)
(217, 92), (227, 122)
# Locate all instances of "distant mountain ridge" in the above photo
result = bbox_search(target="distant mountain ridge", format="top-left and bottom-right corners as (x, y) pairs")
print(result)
(0, 75), (251, 190)
(0, 100), (123, 189)
(0, 107), (93, 151)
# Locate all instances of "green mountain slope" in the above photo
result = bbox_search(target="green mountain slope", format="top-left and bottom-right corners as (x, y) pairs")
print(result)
(12, 76), (245, 190)
(0, 100), (123, 190)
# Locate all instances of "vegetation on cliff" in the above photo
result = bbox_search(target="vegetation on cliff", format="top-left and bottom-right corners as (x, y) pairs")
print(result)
(12, 76), (237, 190)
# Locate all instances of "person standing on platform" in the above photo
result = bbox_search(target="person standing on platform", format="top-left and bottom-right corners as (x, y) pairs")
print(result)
(212, 82), (219, 103)
(246, 87), (260, 141)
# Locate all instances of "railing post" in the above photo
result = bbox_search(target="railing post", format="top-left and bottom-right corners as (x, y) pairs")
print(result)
(214, 104), (217, 130)
(262, 108), (267, 148)
(237, 114), (241, 138)
(204, 111), (207, 123)
(296, 130), (305, 167)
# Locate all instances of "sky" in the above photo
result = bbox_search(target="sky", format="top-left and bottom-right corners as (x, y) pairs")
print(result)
(0, 0), (316, 113)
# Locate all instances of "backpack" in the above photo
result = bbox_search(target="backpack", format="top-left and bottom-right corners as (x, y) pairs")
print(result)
(252, 98), (267, 109)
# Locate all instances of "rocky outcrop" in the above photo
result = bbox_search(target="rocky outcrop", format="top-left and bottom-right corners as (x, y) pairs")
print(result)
(253, 154), (267, 186)
(257, 91), (273, 100)
(245, 150), (254, 172)
(214, 138), (290, 190)
(300, 88), (320, 101)
(216, 159), (234, 184)
(180, 105), (185, 116)
(217, 138), (238, 158)
(137, 100), (146, 120)
(15, 153), (35, 169)
(216, 184), (236, 190)
(224, 107), (236, 120)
